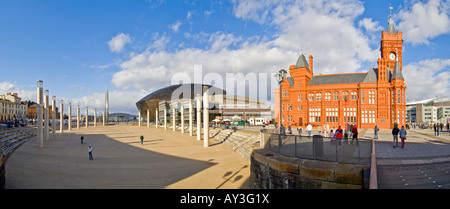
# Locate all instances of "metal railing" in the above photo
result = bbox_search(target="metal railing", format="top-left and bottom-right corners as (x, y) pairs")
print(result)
(263, 131), (372, 165)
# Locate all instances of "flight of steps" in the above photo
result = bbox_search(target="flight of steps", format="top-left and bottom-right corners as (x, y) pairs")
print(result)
(0, 127), (36, 159)
(210, 129), (260, 164)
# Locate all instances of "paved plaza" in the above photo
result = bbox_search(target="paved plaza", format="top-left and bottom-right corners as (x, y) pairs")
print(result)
(4, 123), (450, 189)
(5, 125), (250, 189)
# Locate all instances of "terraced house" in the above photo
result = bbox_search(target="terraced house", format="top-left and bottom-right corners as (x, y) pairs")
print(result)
(275, 13), (406, 129)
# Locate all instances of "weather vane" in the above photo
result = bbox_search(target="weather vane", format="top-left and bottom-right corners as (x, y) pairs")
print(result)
(389, 5), (393, 18)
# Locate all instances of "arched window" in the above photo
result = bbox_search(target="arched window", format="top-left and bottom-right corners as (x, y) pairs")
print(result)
(333, 92), (339, 101)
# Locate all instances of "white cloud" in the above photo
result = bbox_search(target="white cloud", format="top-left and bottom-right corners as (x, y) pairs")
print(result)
(234, 0), (378, 74)
(111, 0), (382, 94)
(108, 33), (131, 53)
(397, 0), (450, 45)
(358, 18), (383, 32)
(169, 20), (182, 33)
(0, 81), (36, 101)
(63, 90), (147, 114)
(403, 58), (450, 102)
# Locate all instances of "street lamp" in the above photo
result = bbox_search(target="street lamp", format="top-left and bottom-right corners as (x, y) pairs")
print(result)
(52, 96), (56, 136)
(44, 90), (49, 141)
(60, 100), (64, 133)
(36, 80), (43, 147)
(274, 69), (287, 135)
(68, 103), (72, 131)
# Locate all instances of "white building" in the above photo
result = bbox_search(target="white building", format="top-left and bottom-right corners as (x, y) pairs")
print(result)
(406, 96), (450, 124)
(0, 93), (28, 121)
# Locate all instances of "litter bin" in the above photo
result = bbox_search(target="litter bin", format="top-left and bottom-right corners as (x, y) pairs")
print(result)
(313, 135), (324, 159)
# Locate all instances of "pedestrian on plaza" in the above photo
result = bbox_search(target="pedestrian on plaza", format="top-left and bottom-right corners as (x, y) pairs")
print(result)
(140, 135), (144, 145)
(297, 127), (302, 136)
(288, 125), (292, 135)
(437, 123), (440, 136)
(335, 126), (343, 138)
(306, 124), (312, 137)
(392, 123), (400, 148)
(280, 124), (286, 135)
(326, 124), (330, 137)
(374, 124), (379, 139)
(329, 129), (335, 138)
(434, 123), (437, 136)
(81, 136), (84, 144)
(317, 125), (322, 135)
(447, 123), (449, 132)
(322, 125), (327, 137)
(88, 145), (94, 160)
(399, 126), (407, 149)
(352, 123), (358, 141)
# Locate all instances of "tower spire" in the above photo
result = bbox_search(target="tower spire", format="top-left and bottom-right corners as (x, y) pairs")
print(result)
(387, 5), (396, 34)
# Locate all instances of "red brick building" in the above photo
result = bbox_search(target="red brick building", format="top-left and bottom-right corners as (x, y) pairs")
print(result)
(275, 14), (406, 129)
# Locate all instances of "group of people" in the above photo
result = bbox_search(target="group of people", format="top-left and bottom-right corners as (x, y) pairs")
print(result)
(80, 135), (146, 161)
(432, 123), (449, 136)
(280, 122), (410, 149)
(391, 124), (407, 149)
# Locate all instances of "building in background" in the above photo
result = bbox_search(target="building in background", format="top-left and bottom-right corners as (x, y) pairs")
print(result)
(136, 83), (272, 124)
(406, 96), (449, 125)
(275, 10), (406, 129)
(0, 93), (28, 121)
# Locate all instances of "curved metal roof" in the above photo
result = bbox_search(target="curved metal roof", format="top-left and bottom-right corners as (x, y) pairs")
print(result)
(136, 83), (226, 103)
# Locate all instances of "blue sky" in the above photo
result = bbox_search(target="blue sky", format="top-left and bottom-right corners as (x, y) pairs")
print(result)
(0, 0), (449, 114)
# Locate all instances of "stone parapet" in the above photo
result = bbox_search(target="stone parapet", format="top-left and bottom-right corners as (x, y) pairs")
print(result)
(250, 149), (368, 189)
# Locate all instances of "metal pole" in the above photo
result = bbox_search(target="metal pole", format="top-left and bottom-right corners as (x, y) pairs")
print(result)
(37, 80), (43, 147)
(85, 107), (88, 128)
(294, 135), (297, 158)
(60, 100), (64, 133)
(77, 105), (80, 129)
(44, 90), (49, 141)
(197, 95), (201, 141)
(155, 109), (158, 128)
(181, 104), (184, 133)
(203, 88), (209, 147)
(68, 103), (72, 131)
(52, 96), (56, 137)
(189, 101), (193, 136)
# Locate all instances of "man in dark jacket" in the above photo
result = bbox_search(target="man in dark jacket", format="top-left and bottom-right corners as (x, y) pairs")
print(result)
(392, 124), (400, 148)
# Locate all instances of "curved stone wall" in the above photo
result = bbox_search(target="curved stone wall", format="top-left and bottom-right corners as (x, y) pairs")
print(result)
(250, 149), (369, 189)
(0, 156), (5, 189)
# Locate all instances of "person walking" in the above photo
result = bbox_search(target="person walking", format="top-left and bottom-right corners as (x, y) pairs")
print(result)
(329, 129), (335, 138)
(351, 123), (358, 143)
(437, 123), (440, 136)
(399, 126), (407, 149)
(280, 124), (286, 135)
(297, 127), (302, 136)
(335, 126), (343, 138)
(88, 145), (94, 160)
(434, 123), (437, 136)
(392, 123), (400, 148)
(140, 135), (144, 145)
(306, 124), (312, 137)
(81, 136), (84, 144)
(374, 124), (379, 139)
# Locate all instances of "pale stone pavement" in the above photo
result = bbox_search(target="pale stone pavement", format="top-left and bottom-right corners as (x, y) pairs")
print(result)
(5, 125), (250, 189)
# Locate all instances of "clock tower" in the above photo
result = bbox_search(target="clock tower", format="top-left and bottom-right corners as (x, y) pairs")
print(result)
(376, 7), (406, 129)
(380, 7), (404, 74)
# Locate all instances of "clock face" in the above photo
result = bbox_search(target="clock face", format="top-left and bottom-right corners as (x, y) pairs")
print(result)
(389, 52), (396, 61)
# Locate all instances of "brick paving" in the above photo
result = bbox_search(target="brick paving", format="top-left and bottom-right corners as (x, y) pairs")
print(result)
(5, 125), (250, 189)
(361, 127), (450, 189)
